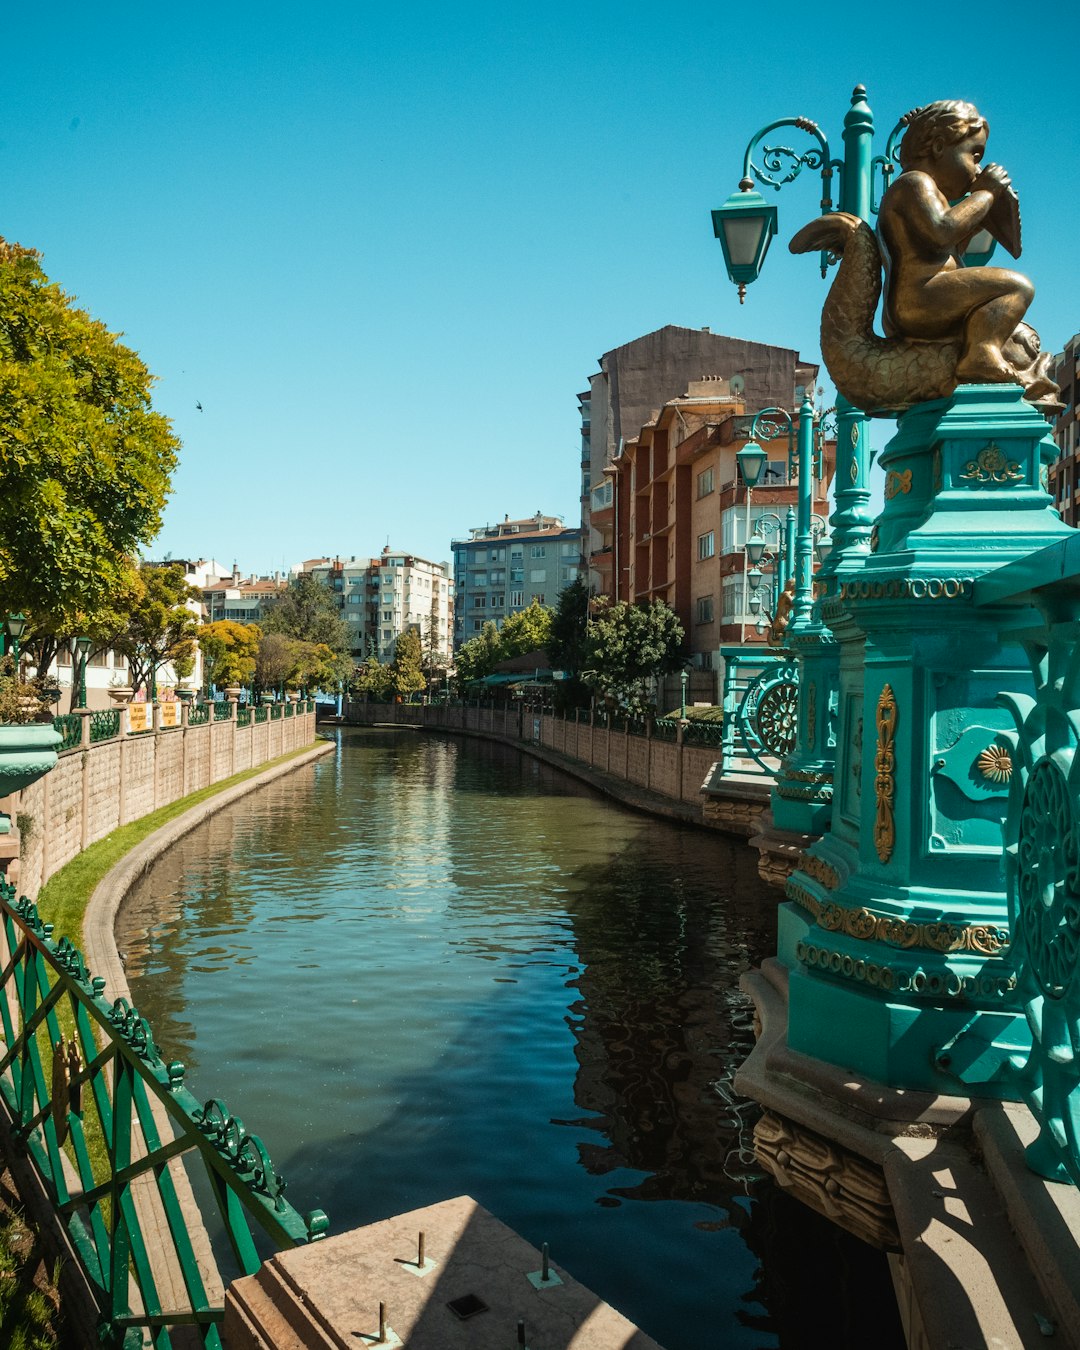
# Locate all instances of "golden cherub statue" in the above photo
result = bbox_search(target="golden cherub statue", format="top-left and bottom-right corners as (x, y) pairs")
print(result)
(790, 99), (1059, 414)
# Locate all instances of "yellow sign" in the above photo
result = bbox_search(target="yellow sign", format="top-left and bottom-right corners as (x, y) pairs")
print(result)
(128, 703), (149, 733)
(159, 702), (179, 729)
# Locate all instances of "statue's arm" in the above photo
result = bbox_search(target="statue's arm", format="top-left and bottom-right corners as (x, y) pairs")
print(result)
(889, 173), (995, 254)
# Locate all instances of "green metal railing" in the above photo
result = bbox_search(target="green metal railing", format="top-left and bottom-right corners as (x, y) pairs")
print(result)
(269, 705), (281, 721)
(652, 717), (680, 743)
(283, 703), (294, 718)
(213, 702), (231, 722)
(187, 705), (210, 727)
(682, 718), (726, 748)
(90, 710), (121, 743)
(253, 707), (268, 725)
(719, 647), (787, 775)
(0, 881), (327, 1347)
(53, 713), (83, 752)
(236, 708), (251, 729)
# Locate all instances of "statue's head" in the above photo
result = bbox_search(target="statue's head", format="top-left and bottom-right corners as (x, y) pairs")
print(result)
(898, 100), (987, 171)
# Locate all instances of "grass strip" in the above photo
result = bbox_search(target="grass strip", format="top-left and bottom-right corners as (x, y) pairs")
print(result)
(35, 742), (324, 947)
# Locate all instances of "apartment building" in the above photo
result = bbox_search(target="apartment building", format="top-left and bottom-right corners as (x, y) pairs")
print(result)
(305, 549), (452, 664)
(600, 380), (835, 674)
(451, 514), (583, 647)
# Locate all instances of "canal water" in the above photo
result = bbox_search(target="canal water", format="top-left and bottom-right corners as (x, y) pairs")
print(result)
(116, 727), (902, 1349)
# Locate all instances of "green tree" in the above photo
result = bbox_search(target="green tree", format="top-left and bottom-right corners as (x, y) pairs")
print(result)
(547, 578), (591, 710)
(454, 621), (502, 688)
(391, 629), (426, 697)
(290, 641), (342, 692)
(497, 599), (552, 659)
(583, 599), (685, 714)
(260, 576), (351, 660)
(353, 655), (394, 701)
(0, 238), (179, 638)
(112, 564), (199, 696)
(199, 620), (260, 688)
(254, 631), (298, 697)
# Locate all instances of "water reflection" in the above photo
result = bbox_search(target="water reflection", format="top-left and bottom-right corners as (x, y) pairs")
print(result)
(117, 728), (902, 1350)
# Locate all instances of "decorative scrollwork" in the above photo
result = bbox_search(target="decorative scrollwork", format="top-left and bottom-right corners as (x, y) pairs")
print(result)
(1016, 759), (1079, 1003)
(873, 685), (897, 863)
(757, 681), (799, 758)
(959, 443), (1023, 486)
(884, 468), (912, 499)
(756, 142), (827, 189)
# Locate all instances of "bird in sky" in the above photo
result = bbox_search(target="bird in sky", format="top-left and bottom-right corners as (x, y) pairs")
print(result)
(195, 402), (203, 412)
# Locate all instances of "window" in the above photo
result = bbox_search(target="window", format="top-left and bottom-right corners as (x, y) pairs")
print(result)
(696, 595), (714, 623)
(721, 576), (746, 622)
(473, 619), (484, 632)
(697, 531), (715, 561)
(510, 567), (524, 583)
(509, 590), (524, 606)
(764, 459), (788, 485)
(382, 610), (392, 621)
(348, 593), (361, 604)
(492, 594), (505, 608)
(529, 545), (546, 558)
(533, 594), (545, 605)
(382, 629), (392, 641)
(489, 548), (505, 562)
(562, 540), (578, 556)
(473, 595), (486, 608)
(474, 573), (487, 587)
(529, 569), (546, 583)
(697, 466), (714, 498)
(721, 504), (778, 554)
(490, 570), (505, 584)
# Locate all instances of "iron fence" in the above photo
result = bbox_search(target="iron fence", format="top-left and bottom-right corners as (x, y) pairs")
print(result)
(652, 717), (680, 743)
(0, 881), (327, 1347)
(269, 705), (281, 721)
(53, 713), (83, 752)
(89, 710), (121, 743)
(236, 708), (251, 729)
(187, 705), (210, 727)
(253, 707), (268, 725)
(213, 703), (232, 723)
(682, 719), (726, 748)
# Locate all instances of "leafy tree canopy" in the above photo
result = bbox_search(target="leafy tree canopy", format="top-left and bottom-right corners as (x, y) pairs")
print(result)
(497, 600), (552, 660)
(260, 575), (351, 660)
(391, 629), (426, 696)
(255, 631), (297, 692)
(546, 578), (591, 710)
(353, 655), (394, 701)
(454, 620), (503, 687)
(0, 238), (179, 635)
(200, 620), (261, 688)
(583, 599), (685, 714)
(113, 564), (199, 695)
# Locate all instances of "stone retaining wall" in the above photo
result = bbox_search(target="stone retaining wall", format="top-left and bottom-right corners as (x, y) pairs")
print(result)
(342, 701), (724, 810)
(10, 708), (318, 897)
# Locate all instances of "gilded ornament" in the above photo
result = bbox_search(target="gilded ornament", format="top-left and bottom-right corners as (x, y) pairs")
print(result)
(800, 854), (840, 890)
(959, 443), (1024, 486)
(884, 468), (912, 499)
(788, 100), (1061, 415)
(873, 686), (897, 863)
(977, 744), (1013, 783)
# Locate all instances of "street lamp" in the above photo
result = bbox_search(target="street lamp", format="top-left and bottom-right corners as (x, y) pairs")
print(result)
(5, 614), (27, 667)
(73, 636), (92, 709)
(711, 179), (778, 304)
(680, 666), (689, 720)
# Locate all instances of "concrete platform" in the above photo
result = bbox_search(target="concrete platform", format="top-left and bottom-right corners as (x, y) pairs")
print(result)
(224, 1195), (665, 1349)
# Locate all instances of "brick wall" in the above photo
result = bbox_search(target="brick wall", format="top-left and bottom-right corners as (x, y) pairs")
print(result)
(11, 709), (317, 898)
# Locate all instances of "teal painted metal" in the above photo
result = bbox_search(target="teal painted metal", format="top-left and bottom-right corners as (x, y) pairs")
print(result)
(213, 701), (231, 722)
(89, 709), (121, 743)
(269, 704), (282, 721)
(974, 533), (1080, 1186)
(0, 722), (61, 797)
(736, 660), (800, 774)
(0, 880), (328, 1347)
(720, 647), (784, 774)
(780, 386), (1071, 1094)
(186, 704), (210, 728)
(652, 717), (680, 743)
(283, 702), (294, 719)
(53, 713), (83, 752)
(254, 706), (268, 725)
(682, 719), (725, 749)
(236, 708), (251, 728)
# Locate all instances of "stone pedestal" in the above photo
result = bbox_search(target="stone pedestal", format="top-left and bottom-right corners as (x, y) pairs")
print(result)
(779, 386), (1070, 1095)
(224, 1195), (665, 1349)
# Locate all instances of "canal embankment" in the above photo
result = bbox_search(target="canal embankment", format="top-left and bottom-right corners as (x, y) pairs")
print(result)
(337, 699), (771, 837)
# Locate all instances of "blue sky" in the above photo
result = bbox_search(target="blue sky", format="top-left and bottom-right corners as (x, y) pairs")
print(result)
(4, 2), (1077, 573)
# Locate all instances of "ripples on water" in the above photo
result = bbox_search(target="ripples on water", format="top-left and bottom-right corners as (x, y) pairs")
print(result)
(116, 728), (902, 1349)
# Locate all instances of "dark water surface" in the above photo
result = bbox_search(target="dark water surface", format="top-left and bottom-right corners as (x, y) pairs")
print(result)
(116, 728), (901, 1349)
